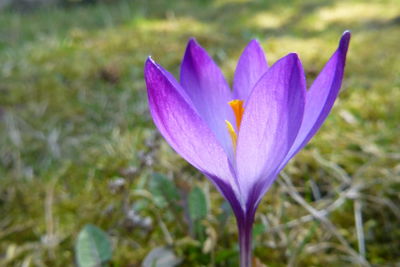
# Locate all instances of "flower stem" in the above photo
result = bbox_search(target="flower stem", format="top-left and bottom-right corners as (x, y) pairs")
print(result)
(238, 218), (253, 267)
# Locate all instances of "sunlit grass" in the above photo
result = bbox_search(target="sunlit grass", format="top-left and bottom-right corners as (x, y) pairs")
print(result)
(1, 0), (399, 265)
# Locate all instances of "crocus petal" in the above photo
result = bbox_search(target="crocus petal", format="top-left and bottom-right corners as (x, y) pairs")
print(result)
(180, 39), (234, 158)
(236, 53), (306, 204)
(233, 40), (268, 101)
(281, 31), (351, 167)
(145, 58), (234, 187)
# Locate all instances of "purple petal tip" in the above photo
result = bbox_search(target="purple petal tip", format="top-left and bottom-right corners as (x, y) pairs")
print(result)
(146, 56), (153, 64)
(245, 39), (264, 52)
(249, 39), (261, 46)
(145, 57), (157, 70)
(342, 30), (351, 37)
(272, 52), (301, 71)
(184, 38), (203, 61)
(187, 38), (199, 48)
(339, 31), (351, 53)
(287, 52), (300, 62)
(145, 57), (165, 79)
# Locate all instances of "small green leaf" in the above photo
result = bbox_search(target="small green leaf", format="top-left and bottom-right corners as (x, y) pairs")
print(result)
(149, 173), (180, 208)
(142, 246), (182, 267)
(218, 200), (232, 227)
(75, 224), (112, 267)
(252, 223), (266, 237)
(188, 186), (208, 221)
(215, 248), (238, 264)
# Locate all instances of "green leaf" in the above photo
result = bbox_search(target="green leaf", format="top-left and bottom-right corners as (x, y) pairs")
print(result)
(188, 186), (208, 221)
(149, 173), (180, 208)
(218, 200), (232, 227)
(252, 223), (266, 237)
(215, 248), (238, 264)
(142, 246), (182, 267)
(75, 224), (112, 267)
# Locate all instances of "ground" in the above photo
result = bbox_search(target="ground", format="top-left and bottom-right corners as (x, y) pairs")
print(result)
(0, 0), (399, 266)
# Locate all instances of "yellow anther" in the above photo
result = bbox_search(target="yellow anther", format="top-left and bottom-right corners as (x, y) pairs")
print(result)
(225, 120), (237, 150)
(225, 99), (244, 152)
(228, 100), (244, 130)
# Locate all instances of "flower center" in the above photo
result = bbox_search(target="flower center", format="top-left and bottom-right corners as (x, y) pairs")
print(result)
(225, 99), (244, 151)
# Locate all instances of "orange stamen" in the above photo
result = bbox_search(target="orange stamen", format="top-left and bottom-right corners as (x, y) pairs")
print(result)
(228, 100), (245, 130)
(225, 99), (245, 151)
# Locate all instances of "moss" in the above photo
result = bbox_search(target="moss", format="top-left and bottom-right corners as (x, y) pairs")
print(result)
(1, 0), (399, 265)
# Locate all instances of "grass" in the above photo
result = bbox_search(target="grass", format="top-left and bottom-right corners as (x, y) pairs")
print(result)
(1, 0), (399, 265)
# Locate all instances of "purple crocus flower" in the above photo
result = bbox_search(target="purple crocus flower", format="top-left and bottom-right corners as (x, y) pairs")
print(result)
(144, 31), (350, 266)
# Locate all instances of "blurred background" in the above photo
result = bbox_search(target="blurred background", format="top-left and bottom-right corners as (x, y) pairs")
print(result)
(0, 0), (399, 266)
